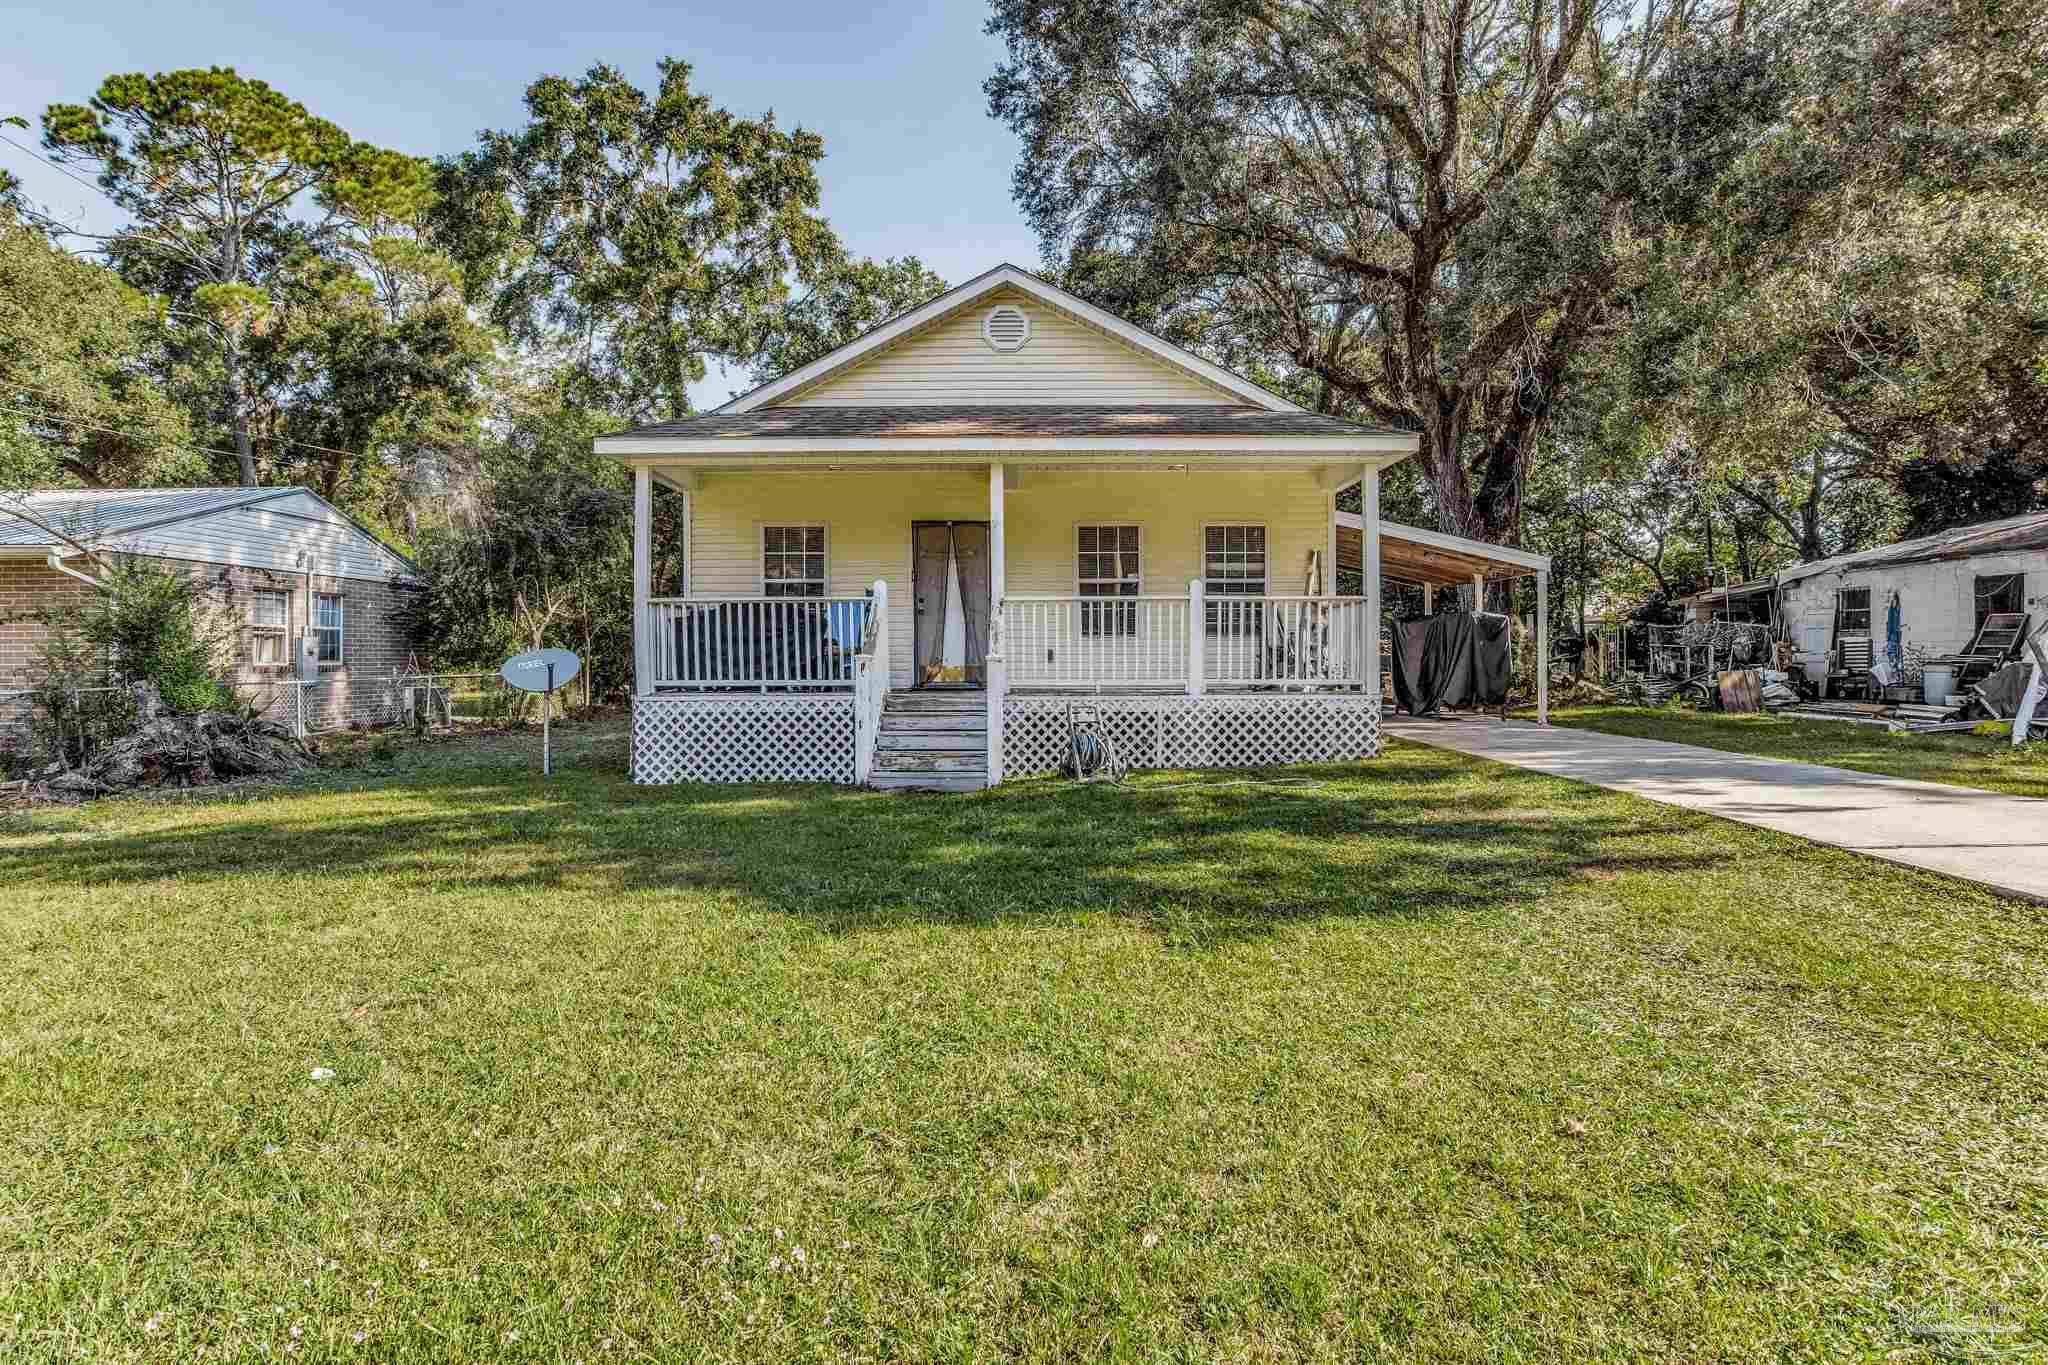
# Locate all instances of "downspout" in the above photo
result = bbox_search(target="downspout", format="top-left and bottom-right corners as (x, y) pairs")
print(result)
(45, 550), (102, 588)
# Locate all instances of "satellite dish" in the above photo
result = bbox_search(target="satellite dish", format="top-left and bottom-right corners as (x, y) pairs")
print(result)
(500, 648), (581, 693)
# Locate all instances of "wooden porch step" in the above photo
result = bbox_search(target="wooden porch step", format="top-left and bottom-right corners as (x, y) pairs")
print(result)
(868, 771), (988, 793)
(877, 732), (986, 751)
(878, 713), (986, 734)
(873, 750), (986, 772)
(884, 696), (986, 713)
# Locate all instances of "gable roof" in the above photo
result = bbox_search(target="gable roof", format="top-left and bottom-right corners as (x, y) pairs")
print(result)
(0, 486), (416, 577)
(714, 264), (1307, 417)
(1777, 510), (2048, 586)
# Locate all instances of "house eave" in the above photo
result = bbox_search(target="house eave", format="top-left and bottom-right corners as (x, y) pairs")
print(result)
(598, 434), (1416, 462)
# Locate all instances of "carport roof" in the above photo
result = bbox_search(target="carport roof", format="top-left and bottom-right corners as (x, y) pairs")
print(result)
(1334, 512), (1551, 588)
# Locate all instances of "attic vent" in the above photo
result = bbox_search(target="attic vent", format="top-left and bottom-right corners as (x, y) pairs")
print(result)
(982, 303), (1031, 353)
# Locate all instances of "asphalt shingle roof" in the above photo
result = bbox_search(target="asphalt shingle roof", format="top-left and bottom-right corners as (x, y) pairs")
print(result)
(608, 405), (1406, 442)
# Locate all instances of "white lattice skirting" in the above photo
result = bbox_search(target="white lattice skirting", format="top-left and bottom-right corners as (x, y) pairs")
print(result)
(633, 695), (856, 784)
(1002, 694), (1383, 777)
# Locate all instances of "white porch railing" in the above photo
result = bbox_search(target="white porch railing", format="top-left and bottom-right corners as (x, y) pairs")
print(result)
(1001, 586), (1371, 690)
(1203, 595), (1370, 688)
(852, 580), (889, 783)
(648, 595), (873, 689)
(1003, 595), (1194, 687)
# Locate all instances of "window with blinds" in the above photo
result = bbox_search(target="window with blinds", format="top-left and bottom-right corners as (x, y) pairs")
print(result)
(1204, 524), (1267, 633)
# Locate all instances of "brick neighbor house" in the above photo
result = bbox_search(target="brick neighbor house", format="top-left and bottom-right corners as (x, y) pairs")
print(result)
(1, 487), (418, 731)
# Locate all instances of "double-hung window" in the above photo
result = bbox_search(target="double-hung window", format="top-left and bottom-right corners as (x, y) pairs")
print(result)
(1077, 524), (1140, 636)
(313, 593), (344, 664)
(249, 589), (288, 665)
(1204, 524), (1267, 633)
(762, 525), (827, 598)
(1835, 586), (1871, 635)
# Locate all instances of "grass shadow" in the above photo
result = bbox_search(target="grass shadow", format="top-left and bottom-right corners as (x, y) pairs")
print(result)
(1, 724), (1741, 949)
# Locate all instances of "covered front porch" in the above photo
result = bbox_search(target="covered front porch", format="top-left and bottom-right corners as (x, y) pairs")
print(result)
(613, 448), (1551, 786)
(617, 448), (1410, 785)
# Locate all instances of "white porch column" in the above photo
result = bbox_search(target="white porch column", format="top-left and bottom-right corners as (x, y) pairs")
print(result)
(987, 461), (1007, 784)
(1361, 464), (1380, 705)
(1536, 570), (1551, 726)
(632, 465), (652, 695)
(1187, 579), (1206, 696)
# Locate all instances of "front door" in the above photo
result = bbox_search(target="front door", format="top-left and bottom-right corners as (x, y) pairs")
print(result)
(912, 521), (991, 687)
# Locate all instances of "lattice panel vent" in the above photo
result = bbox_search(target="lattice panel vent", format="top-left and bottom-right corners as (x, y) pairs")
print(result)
(1002, 695), (1381, 777)
(633, 695), (856, 784)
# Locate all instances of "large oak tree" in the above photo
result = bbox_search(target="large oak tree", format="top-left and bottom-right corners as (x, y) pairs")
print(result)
(987, 0), (2045, 545)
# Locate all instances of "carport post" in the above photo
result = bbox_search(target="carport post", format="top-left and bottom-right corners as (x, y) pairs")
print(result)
(1422, 583), (1434, 615)
(1361, 464), (1380, 704)
(632, 465), (652, 695)
(1472, 571), (1484, 612)
(1536, 570), (1550, 725)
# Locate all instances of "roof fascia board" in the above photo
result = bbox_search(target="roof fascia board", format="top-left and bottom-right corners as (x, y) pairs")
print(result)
(601, 434), (1415, 459)
(1338, 511), (1553, 573)
(717, 265), (1305, 416)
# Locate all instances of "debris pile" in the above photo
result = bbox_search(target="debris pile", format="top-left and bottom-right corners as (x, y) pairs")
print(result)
(12, 685), (316, 801)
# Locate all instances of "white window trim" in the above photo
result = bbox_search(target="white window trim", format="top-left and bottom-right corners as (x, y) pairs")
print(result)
(1073, 522), (1144, 596)
(1075, 521), (1143, 637)
(759, 523), (829, 597)
(249, 589), (289, 629)
(313, 592), (345, 665)
(1200, 521), (1270, 593)
(1202, 521), (1270, 635)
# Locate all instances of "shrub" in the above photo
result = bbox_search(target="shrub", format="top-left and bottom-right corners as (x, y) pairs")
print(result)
(21, 559), (236, 717)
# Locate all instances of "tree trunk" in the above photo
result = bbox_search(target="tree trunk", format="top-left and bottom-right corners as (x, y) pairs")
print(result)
(224, 339), (258, 486)
(1799, 449), (1827, 560)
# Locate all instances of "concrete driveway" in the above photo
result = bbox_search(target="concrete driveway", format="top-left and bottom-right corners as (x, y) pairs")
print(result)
(1385, 714), (2048, 904)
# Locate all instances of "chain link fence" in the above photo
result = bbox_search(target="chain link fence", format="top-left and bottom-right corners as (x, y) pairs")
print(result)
(395, 671), (563, 732)
(5, 668), (570, 781)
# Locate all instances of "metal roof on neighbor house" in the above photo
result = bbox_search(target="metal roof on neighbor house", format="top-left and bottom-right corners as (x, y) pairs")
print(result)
(1776, 510), (2048, 586)
(1675, 578), (1776, 607)
(0, 487), (287, 548)
(606, 404), (1406, 443)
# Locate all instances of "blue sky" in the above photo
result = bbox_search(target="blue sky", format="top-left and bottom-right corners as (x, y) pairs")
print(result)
(1, 0), (1039, 404)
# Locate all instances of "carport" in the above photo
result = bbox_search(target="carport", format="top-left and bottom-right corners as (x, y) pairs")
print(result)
(1335, 508), (1554, 724)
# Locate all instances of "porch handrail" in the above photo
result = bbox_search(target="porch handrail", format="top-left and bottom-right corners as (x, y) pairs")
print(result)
(853, 580), (889, 782)
(1000, 590), (1370, 691)
(648, 594), (871, 689)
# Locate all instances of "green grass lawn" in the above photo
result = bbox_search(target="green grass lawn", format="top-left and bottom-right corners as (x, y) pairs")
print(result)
(1551, 703), (2048, 800)
(2, 717), (2043, 1361)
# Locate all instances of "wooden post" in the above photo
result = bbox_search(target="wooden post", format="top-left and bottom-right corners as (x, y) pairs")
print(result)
(1362, 464), (1381, 705)
(1187, 579), (1206, 695)
(1472, 571), (1485, 613)
(1422, 583), (1434, 615)
(987, 462), (1007, 784)
(1537, 570), (1550, 726)
(632, 466), (652, 696)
